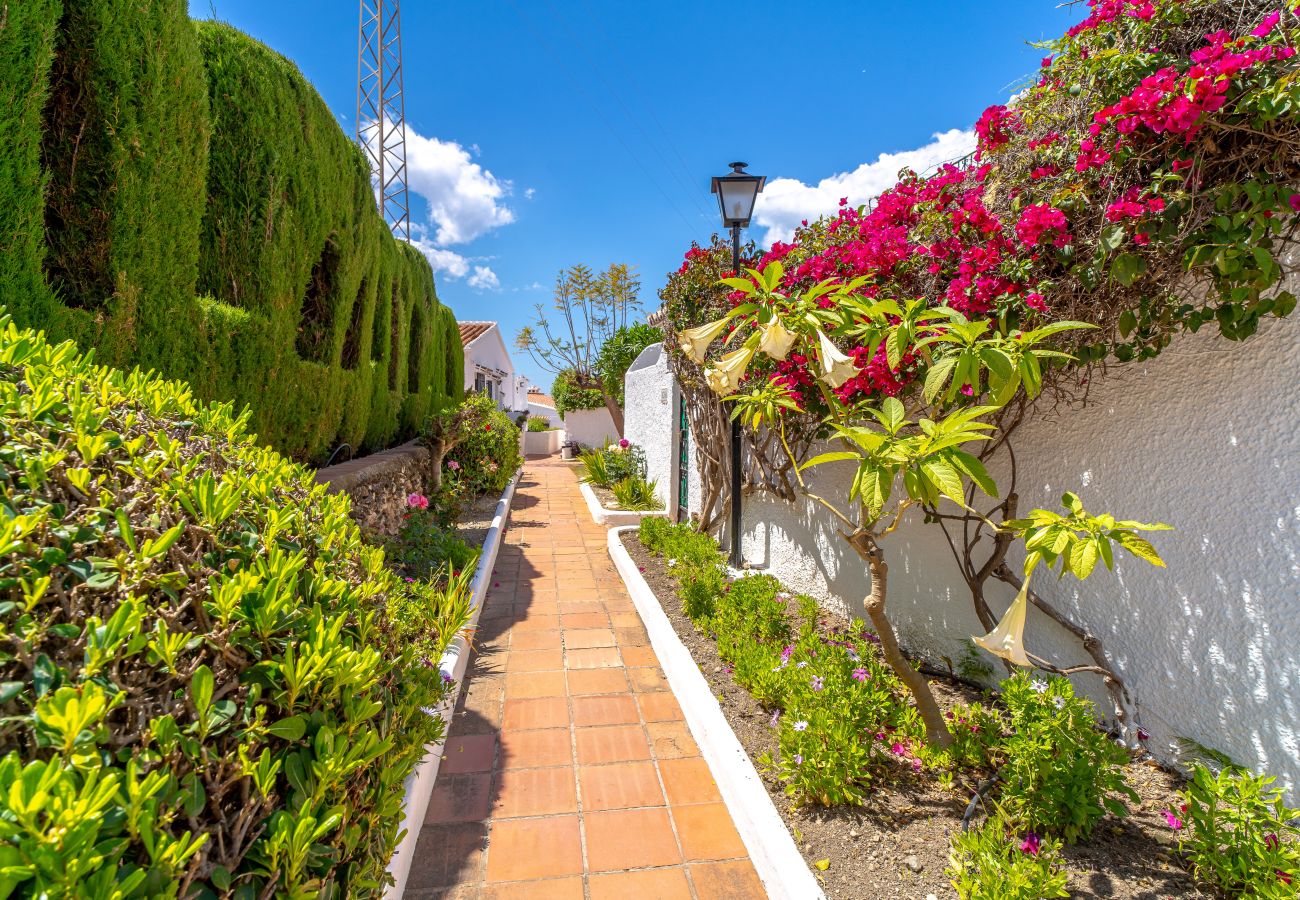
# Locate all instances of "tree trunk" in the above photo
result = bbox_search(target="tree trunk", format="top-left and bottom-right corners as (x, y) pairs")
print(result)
(847, 532), (954, 750)
(603, 393), (625, 439)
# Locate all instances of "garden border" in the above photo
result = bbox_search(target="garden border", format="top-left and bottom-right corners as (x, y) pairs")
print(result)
(607, 525), (826, 900)
(579, 479), (670, 527)
(385, 469), (522, 899)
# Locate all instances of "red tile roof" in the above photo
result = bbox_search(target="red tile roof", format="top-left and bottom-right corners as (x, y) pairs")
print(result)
(527, 389), (555, 408)
(458, 321), (495, 346)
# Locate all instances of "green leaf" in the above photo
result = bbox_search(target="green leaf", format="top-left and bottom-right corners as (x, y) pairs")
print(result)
(191, 665), (214, 717)
(1111, 252), (1147, 286)
(879, 397), (905, 433)
(268, 715), (307, 741)
(1118, 309), (1137, 338)
(801, 451), (859, 471)
(923, 356), (958, 404)
(1114, 532), (1165, 567)
(1100, 224), (1127, 252)
(921, 459), (965, 506)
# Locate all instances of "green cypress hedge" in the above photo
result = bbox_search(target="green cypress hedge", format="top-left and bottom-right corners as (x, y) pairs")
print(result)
(0, 3), (463, 463)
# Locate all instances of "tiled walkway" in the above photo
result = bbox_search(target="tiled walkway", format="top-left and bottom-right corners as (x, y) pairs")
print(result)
(406, 458), (763, 899)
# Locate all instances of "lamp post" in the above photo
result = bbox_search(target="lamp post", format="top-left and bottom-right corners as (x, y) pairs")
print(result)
(710, 162), (766, 568)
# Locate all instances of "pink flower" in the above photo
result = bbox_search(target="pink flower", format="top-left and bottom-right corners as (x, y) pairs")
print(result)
(407, 493), (429, 510)
(1137, 727), (1150, 742)
(1265, 833), (1280, 851)
(1134, 232), (1151, 246)
(1289, 194), (1300, 212)
(891, 742), (906, 756)
(619, 438), (630, 449)
(851, 668), (869, 682)
(1026, 292), (1049, 312)
(1020, 832), (1041, 856)
(1163, 810), (1183, 831)
(1252, 10), (1282, 38)
(448, 460), (461, 471)
(1015, 204), (1072, 249)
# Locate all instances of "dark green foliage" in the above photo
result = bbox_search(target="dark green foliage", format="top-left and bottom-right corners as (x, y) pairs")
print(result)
(595, 322), (661, 405)
(0, 317), (473, 895)
(0, 6), (462, 463)
(551, 368), (604, 417)
(0, 0), (61, 330)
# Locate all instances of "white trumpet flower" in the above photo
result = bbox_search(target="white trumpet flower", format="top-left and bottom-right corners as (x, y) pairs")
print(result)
(816, 330), (858, 388)
(973, 578), (1032, 667)
(758, 319), (797, 360)
(679, 317), (731, 365)
(703, 346), (755, 395)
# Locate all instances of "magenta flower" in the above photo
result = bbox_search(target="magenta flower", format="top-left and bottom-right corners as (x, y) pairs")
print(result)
(1265, 833), (1280, 851)
(1289, 194), (1300, 213)
(407, 492), (429, 510)
(1020, 832), (1041, 856)
(1253, 10), (1282, 37)
(1163, 810), (1183, 831)
(448, 460), (461, 470)
(619, 438), (630, 449)
(1137, 727), (1150, 742)
(851, 668), (869, 682)
(891, 742), (906, 756)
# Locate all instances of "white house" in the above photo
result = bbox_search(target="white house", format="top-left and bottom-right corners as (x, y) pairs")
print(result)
(459, 321), (528, 414)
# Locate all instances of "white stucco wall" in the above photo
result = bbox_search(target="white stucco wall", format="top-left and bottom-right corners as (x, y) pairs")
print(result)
(563, 407), (619, 449)
(624, 344), (678, 510)
(629, 312), (1300, 795)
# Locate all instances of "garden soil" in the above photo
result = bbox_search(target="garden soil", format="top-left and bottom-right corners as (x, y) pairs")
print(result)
(622, 532), (1211, 900)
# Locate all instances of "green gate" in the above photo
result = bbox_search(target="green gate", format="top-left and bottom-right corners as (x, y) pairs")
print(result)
(677, 391), (689, 522)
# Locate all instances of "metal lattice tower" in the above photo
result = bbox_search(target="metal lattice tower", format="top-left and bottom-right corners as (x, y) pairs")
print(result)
(357, 0), (410, 241)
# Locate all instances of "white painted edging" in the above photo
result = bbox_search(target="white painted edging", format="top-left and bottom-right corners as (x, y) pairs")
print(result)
(607, 526), (826, 900)
(386, 470), (521, 899)
(579, 480), (670, 528)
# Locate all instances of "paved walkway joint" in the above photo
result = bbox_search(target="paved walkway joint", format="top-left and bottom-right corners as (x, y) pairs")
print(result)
(406, 458), (763, 899)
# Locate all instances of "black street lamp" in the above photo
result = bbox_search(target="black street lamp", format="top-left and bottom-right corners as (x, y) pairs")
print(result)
(710, 161), (765, 568)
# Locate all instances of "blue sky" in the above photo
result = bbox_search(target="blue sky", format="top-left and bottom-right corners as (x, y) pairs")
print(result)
(189, 0), (1080, 391)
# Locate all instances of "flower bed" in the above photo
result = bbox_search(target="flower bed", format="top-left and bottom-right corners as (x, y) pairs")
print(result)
(619, 523), (1225, 898)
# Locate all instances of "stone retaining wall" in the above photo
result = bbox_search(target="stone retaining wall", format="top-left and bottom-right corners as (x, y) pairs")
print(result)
(315, 440), (432, 537)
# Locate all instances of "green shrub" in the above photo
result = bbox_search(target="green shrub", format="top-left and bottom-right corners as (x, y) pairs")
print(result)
(442, 394), (522, 498)
(995, 673), (1137, 842)
(526, 415), (552, 432)
(578, 449), (613, 488)
(1172, 763), (1299, 897)
(551, 368), (605, 418)
(611, 476), (662, 511)
(0, 319), (471, 895)
(595, 322), (662, 406)
(387, 503), (481, 581)
(0, 7), (463, 464)
(947, 808), (1070, 900)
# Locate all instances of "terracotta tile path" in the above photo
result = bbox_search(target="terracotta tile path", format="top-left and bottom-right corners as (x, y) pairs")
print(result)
(406, 457), (764, 899)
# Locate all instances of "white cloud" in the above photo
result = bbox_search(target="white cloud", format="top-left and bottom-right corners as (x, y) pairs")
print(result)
(752, 128), (976, 246)
(524, 187), (536, 200)
(409, 233), (500, 293)
(467, 266), (500, 291)
(404, 126), (516, 245)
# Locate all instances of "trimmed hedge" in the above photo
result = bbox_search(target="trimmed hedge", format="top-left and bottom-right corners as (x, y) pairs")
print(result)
(0, 316), (471, 895)
(0, 3), (462, 463)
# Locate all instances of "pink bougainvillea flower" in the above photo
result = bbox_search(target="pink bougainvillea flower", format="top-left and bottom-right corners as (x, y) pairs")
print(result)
(1137, 727), (1150, 742)
(1252, 10), (1282, 37)
(1265, 832), (1281, 850)
(1289, 194), (1300, 212)
(1026, 292), (1049, 312)
(891, 742), (906, 756)
(619, 438), (630, 449)
(1020, 832), (1041, 855)
(1163, 810), (1184, 830)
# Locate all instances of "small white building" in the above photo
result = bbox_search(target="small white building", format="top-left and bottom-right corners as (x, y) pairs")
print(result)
(460, 321), (528, 414)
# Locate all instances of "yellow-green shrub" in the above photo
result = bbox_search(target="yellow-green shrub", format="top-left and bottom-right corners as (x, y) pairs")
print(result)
(0, 317), (470, 896)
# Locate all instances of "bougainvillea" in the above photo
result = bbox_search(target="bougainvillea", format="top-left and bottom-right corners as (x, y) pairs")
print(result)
(659, 0), (1297, 749)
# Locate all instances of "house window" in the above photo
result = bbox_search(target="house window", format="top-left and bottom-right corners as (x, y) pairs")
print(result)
(475, 372), (486, 394)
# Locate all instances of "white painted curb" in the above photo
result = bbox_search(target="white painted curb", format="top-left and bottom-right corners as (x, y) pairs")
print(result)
(386, 470), (521, 899)
(607, 526), (826, 900)
(579, 479), (670, 527)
